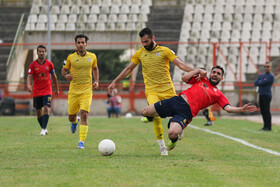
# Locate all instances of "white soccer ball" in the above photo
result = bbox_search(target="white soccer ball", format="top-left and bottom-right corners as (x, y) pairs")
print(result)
(125, 112), (132, 118)
(98, 139), (116, 156)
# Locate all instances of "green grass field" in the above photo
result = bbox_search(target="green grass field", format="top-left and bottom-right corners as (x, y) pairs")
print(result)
(0, 116), (279, 186)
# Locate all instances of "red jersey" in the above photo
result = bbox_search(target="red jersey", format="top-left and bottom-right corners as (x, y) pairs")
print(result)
(28, 59), (55, 97)
(179, 76), (230, 117)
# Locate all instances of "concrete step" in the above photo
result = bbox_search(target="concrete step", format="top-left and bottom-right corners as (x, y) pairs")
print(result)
(0, 47), (11, 55)
(0, 71), (7, 80)
(148, 13), (183, 21)
(0, 7), (30, 14)
(150, 6), (184, 14)
(0, 55), (9, 64)
(0, 63), (7, 69)
(147, 20), (182, 30)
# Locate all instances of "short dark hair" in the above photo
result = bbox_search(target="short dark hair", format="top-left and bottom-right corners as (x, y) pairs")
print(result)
(37, 45), (46, 52)
(139, 27), (154, 38)
(211, 65), (224, 76)
(75, 34), (89, 43)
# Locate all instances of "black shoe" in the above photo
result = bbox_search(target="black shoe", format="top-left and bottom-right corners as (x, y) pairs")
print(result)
(204, 121), (214, 126)
(260, 128), (271, 131)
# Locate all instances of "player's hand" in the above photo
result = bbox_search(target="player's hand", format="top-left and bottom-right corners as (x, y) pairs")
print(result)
(199, 69), (207, 77)
(93, 82), (99, 89)
(242, 103), (257, 112)
(65, 74), (73, 81)
(54, 90), (59, 96)
(108, 82), (116, 95)
(27, 85), (32, 92)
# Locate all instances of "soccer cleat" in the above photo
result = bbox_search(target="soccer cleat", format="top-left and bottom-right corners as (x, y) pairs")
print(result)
(44, 129), (48, 135)
(178, 130), (184, 140)
(141, 117), (150, 123)
(40, 129), (46, 136)
(167, 141), (176, 151)
(71, 117), (80, 133)
(77, 141), (84, 149)
(160, 147), (168, 156)
(204, 121), (214, 126)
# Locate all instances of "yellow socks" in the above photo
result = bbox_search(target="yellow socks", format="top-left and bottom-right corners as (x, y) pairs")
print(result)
(79, 125), (88, 142)
(73, 118), (77, 124)
(153, 117), (164, 140)
(209, 108), (216, 121)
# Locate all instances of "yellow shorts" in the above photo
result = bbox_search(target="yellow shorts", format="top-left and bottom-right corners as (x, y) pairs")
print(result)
(146, 89), (177, 105)
(68, 92), (92, 115)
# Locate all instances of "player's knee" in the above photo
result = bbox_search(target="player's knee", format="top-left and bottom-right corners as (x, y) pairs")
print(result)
(168, 129), (178, 139)
(168, 122), (181, 139)
(43, 106), (50, 114)
(68, 115), (76, 122)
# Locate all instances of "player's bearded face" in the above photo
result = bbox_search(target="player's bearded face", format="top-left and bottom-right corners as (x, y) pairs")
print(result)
(209, 69), (223, 86)
(141, 35), (155, 51)
(144, 40), (155, 51)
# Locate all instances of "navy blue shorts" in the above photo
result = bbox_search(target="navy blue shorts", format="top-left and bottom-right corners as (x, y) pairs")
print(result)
(154, 96), (193, 129)
(33, 95), (52, 109)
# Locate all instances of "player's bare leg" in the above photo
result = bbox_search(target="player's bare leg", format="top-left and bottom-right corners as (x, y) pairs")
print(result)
(167, 122), (182, 151)
(141, 104), (159, 117)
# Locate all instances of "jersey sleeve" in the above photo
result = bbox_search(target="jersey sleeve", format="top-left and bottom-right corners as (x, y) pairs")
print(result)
(217, 92), (230, 109)
(64, 55), (71, 70)
(92, 54), (97, 68)
(49, 62), (55, 74)
(164, 47), (177, 62)
(28, 62), (34, 75)
(186, 76), (199, 84)
(131, 48), (141, 65)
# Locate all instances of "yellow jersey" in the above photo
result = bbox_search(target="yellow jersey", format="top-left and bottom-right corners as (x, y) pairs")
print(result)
(131, 45), (177, 93)
(64, 51), (97, 94)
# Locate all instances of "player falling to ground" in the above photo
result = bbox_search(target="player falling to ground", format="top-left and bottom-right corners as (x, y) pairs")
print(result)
(141, 66), (257, 151)
(108, 27), (200, 156)
(27, 45), (59, 136)
(61, 34), (99, 149)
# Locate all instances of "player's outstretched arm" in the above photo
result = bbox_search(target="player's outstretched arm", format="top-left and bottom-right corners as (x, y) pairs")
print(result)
(224, 103), (257, 113)
(108, 62), (137, 95)
(172, 58), (194, 72)
(181, 69), (206, 82)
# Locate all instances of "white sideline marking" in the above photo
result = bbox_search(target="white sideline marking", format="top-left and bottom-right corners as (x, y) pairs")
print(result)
(189, 125), (280, 156)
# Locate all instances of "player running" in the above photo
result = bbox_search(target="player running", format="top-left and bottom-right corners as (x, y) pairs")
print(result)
(27, 45), (59, 136)
(61, 34), (99, 149)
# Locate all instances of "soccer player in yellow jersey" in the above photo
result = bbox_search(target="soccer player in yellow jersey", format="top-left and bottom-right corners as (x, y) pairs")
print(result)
(108, 28), (197, 156)
(61, 34), (99, 149)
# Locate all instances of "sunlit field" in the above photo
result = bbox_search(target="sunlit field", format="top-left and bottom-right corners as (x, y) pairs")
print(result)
(0, 116), (279, 186)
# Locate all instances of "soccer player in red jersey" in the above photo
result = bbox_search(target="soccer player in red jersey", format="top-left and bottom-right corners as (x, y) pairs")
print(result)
(27, 45), (59, 136)
(141, 66), (257, 151)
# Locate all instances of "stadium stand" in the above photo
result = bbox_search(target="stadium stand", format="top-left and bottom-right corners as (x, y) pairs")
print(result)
(0, 6), (30, 80)
(25, 0), (151, 32)
(174, 0), (280, 86)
